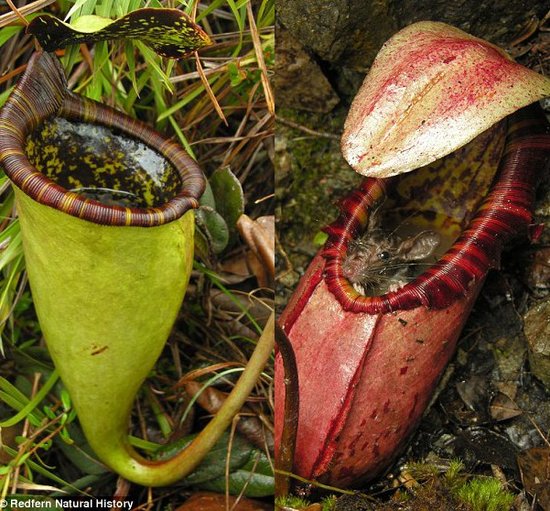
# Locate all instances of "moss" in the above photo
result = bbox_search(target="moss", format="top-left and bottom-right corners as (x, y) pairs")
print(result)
(445, 459), (466, 487)
(285, 461), (517, 511)
(276, 107), (362, 271)
(455, 478), (515, 511)
(275, 495), (312, 509)
(397, 462), (515, 511)
(391, 477), (467, 511)
(321, 495), (338, 511)
(326, 460), (514, 511)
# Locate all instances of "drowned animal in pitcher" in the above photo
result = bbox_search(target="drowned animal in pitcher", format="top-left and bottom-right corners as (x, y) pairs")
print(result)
(274, 21), (550, 488)
(341, 211), (441, 295)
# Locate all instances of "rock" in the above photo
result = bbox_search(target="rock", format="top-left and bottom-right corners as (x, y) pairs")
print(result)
(277, 0), (396, 69)
(523, 298), (550, 389)
(389, 0), (547, 48)
(278, 0), (548, 71)
(273, 26), (339, 112)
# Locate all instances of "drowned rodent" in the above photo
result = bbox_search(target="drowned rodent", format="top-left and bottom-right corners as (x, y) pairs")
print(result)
(342, 227), (441, 294)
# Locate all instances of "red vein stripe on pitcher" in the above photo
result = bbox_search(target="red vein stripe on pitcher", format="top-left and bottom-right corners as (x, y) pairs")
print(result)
(322, 105), (550, 313)
(0, 51), (205, 227)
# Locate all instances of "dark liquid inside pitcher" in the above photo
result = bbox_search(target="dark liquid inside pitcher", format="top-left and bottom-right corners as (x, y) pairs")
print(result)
(25, 118), (182, 208)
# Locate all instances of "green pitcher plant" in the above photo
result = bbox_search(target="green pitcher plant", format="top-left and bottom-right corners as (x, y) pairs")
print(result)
(0, 51), (274, 486)
(274, 21), (550, 488)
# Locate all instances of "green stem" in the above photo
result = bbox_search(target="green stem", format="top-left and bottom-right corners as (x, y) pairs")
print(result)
(106, 312), (275, 486)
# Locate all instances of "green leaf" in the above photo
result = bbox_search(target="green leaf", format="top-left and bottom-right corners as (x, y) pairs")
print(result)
(60, 389), (72, 411)
(228, 61), (245, 87)
(313, 231), (329, 247)
(55, 424), (109, 476)
(199, 449), (274, 497)
(64, 0), (96, 21)
(209, 167), (245, 247)
(27, 8), (212, 59)
(193, 227), (212, 263)
(168, 116), (196, 159)
(2, 445), (79, 489)
(0, 86), (14, 110)
(195, 206), (230, 255)
(154, 432), (253, 485)
(195, 262), (262, 335)
(70, 15), (113, 32)
(157, 81), (205, 121)
(0, 26), (23, 48)
(199, 180), (217, 210)
(134, 40), (174, 93)
(0, 371), (58, 428)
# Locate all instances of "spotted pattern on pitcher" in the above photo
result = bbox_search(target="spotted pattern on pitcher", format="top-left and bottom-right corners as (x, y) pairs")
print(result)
(27, 8), (212, 59)
(0, 52), (205, 227)
(25, 118), (182, 209)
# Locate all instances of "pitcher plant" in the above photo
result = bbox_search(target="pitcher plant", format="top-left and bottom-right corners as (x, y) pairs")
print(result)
(275, 22), (550, 488)
(0, 46), (274, 487)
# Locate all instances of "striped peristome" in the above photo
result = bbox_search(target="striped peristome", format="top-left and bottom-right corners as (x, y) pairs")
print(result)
(322, 104), (550, 313)
(0, 51), (205, 227)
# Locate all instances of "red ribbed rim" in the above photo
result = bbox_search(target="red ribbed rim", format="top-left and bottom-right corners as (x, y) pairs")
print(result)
(321, 105), (550, 313)
(0, 51), (205, 227)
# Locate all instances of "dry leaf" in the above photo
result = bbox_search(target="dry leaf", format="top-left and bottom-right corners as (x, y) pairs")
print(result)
(185, 381), (274, 453)
(175, 491), (272, 511)
(517, 447), (550, 511)
(237, 214), (275, 287)
(489, 392), (522, 421)
(220, 253), (253, 280)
